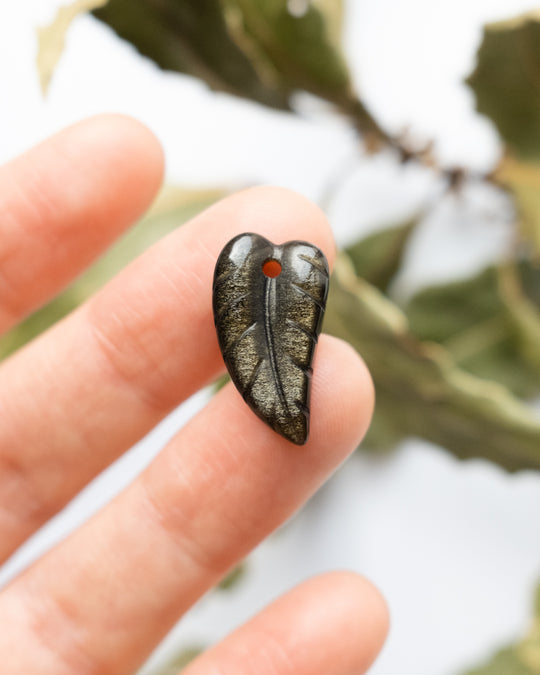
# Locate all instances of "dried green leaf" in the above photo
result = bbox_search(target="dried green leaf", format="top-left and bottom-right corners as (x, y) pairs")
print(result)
(218, 561), (247, 590)
(221, 0), (352, 107)
(464, 647), (537, 675)
(94, 0), (383, 140)
(495, 157), (540, 253)
(94, 0), (289, 109)
(345, 218), (417, 292)
(311, 0), (344, 46)
(37, 0), (109, 95)
(461, 582), (540, 675)
(325, 255), (540, 470)
(405, 263), (540, 398)
(0, 188), (224, 360)
(213, 372), (231, 393)
(499, 262), (540, 375)
(146, 646), (205, 675)
(467, 13), (540, 251)
(467, 12), (540, 161)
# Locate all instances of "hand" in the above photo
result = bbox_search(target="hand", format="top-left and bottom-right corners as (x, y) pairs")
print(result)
(0, 115), (388, 674)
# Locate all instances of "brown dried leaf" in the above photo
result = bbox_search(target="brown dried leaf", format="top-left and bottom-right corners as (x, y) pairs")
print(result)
(37, 0), (109, 95)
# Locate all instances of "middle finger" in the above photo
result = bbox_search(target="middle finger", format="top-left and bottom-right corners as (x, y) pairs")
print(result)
(0, 187), (334, 562)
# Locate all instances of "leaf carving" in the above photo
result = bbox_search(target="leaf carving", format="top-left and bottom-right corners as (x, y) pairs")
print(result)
(213, 233), (329, 445)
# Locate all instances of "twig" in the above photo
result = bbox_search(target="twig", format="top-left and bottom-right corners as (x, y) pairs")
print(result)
(340, 95), (500, 190)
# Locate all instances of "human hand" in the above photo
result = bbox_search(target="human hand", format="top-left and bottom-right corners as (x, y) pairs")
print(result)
(0, 115), (388, 674)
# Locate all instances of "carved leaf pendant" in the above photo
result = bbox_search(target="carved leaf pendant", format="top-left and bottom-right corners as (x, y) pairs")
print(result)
(213, 233), (329, 445)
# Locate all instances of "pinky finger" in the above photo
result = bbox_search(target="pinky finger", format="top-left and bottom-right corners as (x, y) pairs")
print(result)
(183, 572), (389, 675)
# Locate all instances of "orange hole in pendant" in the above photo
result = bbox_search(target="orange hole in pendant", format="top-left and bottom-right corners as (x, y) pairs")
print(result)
(262, 259), (282, 278)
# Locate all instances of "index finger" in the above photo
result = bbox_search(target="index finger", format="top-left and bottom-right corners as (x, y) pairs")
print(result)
(0, 186), (336, 560)
(0, 114), (164, 333)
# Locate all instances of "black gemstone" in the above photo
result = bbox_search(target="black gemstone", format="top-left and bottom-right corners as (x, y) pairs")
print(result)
(212, 233), (329, 445)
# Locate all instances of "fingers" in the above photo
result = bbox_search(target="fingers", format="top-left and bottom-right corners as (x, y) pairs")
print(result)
(0, 187), (335, 561)
(0, 336), (374, 675)
(184, 573), (389, 675)
(0, 115), (164, 333)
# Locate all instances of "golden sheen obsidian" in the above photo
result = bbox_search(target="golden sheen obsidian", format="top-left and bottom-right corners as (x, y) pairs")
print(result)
(212, 233), (329, 445)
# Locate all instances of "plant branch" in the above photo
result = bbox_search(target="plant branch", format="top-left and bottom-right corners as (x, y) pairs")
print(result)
(340, 96), (501, 190)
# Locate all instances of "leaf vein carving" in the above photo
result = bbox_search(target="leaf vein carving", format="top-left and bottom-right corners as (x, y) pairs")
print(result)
(287, 352), (313, 376)
(295, 399), (310, 418)
(298, 253), (329, 278)
(286, 317), (318, 343)
(243, 357), (264, 399)
(223, 322), (257, 361)
(212, 268), (235, 288)
(215, 292), (249, 322)
(291, 283), (325, 311)
(264, 279), (289, 413)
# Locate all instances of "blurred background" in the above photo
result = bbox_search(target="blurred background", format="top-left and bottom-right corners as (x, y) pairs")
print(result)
(2, 1), (540, 673)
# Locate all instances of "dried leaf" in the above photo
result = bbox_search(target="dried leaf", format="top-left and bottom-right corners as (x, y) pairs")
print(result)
(213, 234), (329, 445)
(325, 255), (540, 470)
(467, 12), (540, 161)
(499, 262), (540, 375)
(221, 0), (353, 107)
(218, 561), (247, 591)
(405, 263), (540, 398)
(464, 648), (537, 675)
(495, 157), (540, 253)
(95, 0), (352, 110)
(146, 646), (205, 675)
(37, 0), (109, 95)
(94, 0), (290, 109)
(345, 218), (417, 292)
(311, 0), (344, 47)
(0, 187), (225, 359)
(94, 0), (383, 140)
(467, 13), (540, 251)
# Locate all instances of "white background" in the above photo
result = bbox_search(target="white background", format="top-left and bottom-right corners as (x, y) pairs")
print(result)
(1, 1), (540, 674)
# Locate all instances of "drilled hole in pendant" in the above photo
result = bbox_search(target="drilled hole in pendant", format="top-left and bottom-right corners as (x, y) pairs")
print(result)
(262, 259), (282, 278)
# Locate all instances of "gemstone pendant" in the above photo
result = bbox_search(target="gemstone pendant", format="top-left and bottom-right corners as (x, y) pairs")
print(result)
(212, 233), (329, 445)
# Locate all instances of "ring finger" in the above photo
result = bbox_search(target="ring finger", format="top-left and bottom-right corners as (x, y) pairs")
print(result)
(184, 572), (388, 675)
(0, 335), (374, 675)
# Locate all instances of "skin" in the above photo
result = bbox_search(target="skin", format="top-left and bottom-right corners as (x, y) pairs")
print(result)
(0, 115), (389, 675)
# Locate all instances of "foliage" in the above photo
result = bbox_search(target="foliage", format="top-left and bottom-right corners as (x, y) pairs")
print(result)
(220, 0), (351, 105)
(405, 261), (540, 398)
(92, 0), (351, 106)
(94, 0), (289, 109)
(325, 255), (540, 470)
(92, 0), (383, 141)
(467, 12), (540, 162)
(495, 158), (540, 254)
(146, 646), (204, 675)
(468, 12), (540, 253)
(37, 0), (108, 95)
(345, 217), (417, 292)
(218, 562), (247, 591)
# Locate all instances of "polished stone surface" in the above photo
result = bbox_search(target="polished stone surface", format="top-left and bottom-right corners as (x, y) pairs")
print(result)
(213, 233), (329, 445)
